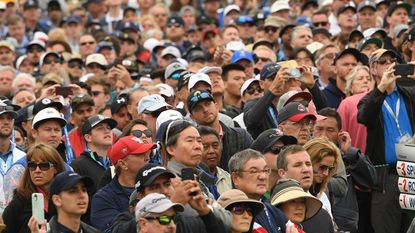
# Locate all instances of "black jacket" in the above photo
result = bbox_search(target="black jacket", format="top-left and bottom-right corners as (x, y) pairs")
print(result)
(357, 86), (415, 165)
(70, 151), (107, 193)
(322, 78), (345, 109)
(47, 216), (100, 233)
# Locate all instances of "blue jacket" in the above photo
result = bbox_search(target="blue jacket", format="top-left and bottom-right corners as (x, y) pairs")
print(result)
(322, 78), (346, 109)
(90, 176), (134, 232)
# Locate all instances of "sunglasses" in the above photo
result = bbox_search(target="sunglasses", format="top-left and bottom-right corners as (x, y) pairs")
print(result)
(265, 26), (278, 33)
(68, 62), (83, 69)
(318, 164), (336, 173)
(28, 161), (54, 171)
(28, 47), (44, 53)
(131, 129), (152, 138)
(170, 73), (181, 80)
(269, 146), (286, 154)
(245, 86), (263, 95)
(44, 58), (62, 65)
(232, 206), (254, 216)
(190, 91), (212, 103)
(376, 57), (397, 65)
(144, 215), (178, 225)
(81, 41), (95, 46)
(167, 23), (182, 28)
(313, 21), (328, 27)
(254, 56), (272, 63)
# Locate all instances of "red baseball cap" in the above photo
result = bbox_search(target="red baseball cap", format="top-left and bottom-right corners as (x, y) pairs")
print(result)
(110, 136), (157, 164)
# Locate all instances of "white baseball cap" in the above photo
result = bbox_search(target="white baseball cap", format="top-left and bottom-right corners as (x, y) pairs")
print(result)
(135, 193), (184, 219)
(86, 53), (108, 66)
(156, 109), (183, 131)
(138, 94), (171, 114)
(240, 78), (260, 96)
(161, 46), (181, 58)
(188, 73), (212, 91)
(32, 107), (67, 129)
(155, 83), (175, 98)
(271, 1), (290, 13)
(224, 4), (240, 16)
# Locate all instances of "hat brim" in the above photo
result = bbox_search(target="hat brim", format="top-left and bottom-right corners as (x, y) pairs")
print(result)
(189, 96), (215, 112)
(288, 113), (317, 122)
(348, 30), (364, 42)
(33, 117), (67, 129)
(144, 102), (171, 113)
(271, 189), (322, 220)
(0, 110), (18, 119)
(91, 118), (118, 131)
(224, 199), (265, 216)
(61, 175), (95, 193)
(285, 92), (312, 107)
(140, 171), (176, 190)
(359, 38), (383, 51)
(333, 48), (363, 65)
(150, 202), (185, 214)
(130, 143), (157, 155)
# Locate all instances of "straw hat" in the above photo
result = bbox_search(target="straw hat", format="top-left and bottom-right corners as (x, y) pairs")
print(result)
(218, 189), (264, 215)
(271, 179), (322, 220)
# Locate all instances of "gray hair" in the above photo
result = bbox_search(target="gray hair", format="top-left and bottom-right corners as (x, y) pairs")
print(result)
(291, 25), (312, 42)
(344, 65), (371, 96)
(12, 73), (36, 89)
(0, 65), (16, 77)
(277, 145), (306, 171)
(228, 149), (264, 176)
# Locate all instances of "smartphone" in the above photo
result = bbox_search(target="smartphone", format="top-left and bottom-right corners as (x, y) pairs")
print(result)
(55, 86), (73, 97)
(394, 64), (414, 76)
(181, 168), (194, 181)
(32, 193), (44, 224)
(287, 68), (302, 78)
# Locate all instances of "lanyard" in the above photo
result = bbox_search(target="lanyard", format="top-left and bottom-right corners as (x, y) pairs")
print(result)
(63, 126), (75, 163)
(0, 152), (13, 175)
(383, 97), (403, 137)
(89, 152), (109, 170)
(263, 205), (278, 233)
(268, 107), (278, 126)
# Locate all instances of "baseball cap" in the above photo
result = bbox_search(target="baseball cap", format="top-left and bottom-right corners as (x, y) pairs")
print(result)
(188, 73), (212, 91)
(138, 94), (171, 114)
(357, 37), (383, 51)
(277, 90), (312, 112)
(118, 33), (135, 43)
(333, 48), (363, 65)
(357, 1), (376, 12)
(135, 164), (176, 192)
(224, 4), (240, 16)
(161, 46), (181, 58)
(110, 136), (156, 164)
(39, 51), (62, 67)
(252, 40), (274, 51)
(32, 107), (66, 129)
(155, 84), (175, 98)
(279, 24), (296, 38)
(165, 62), (187, 79)
(177, 71), (193, 91)
(50, 171), (94, 196)
(155, 110), (183, 132)
(403, 26), (415, 42)
(199, 66), (222, 75)
(26, 39), (45, 49)
(167, 16), (185, 27)
(270, 1), (290, 13)
(71, 94), (94, 111)
(81, 115), (117, 135)
(312, 28), (331, 39)
(260, 63), (281, 80)
(86, 53), (108, 66)
(187, 90), (215, 113)
(47, 0), (60, 10)
(393, 24), (410, 39)
(135, 193), (184, 219)
(337, 4), (356, 16)
(185, 46), (206, 62)
(369, 49), (397, 64)
(33, 98), (63, 115)
(231, 50), (254, 63)
(217, 189), (264, 215)
(23, 0), (38, 10)
(143, 38), (162, 52)
(363, 27), (387, 38)
(0, 99), (18, 119)
(110, 97), (127, 115)
(348, 30), (364, 42)
(42, 73), (63, 86)
(65, 15), (82, 25)
(240, 78), (259, 96)
(119, 22), (140, 32)
(277, 102), (317, 123)
(387, 1), (411, 16)
(96, 41), (114, 52)
(201, 26), (220, 41)
(250, 128), (297, 153)
(264, 16), (287, 28)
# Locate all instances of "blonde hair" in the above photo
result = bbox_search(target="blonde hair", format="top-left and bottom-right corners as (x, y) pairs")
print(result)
(48, 28), (69, 43)
(344, 65), (370, 96)
(303, 137), (340, 194)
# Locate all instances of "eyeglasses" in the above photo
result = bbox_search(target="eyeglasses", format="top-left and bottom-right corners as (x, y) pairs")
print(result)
(376, 57), (397, 65)
(131, 129), (152, 138)
(144, 215), (178, 225)
(28, 47), (44, 53)
(28, 161), (54, 171)
(245, 86), (263, 95)
(313, 21), (328, 27)
(81, 41), (95, 46)
(68, 62), (83, 69)
(232, 206), (254, 216)
(239, 168), (271, 175)
(167, 23), (182, 28)
(318, 164), (336, 173)
(268, 146), (286, 154)
(44, 58), (62, 65)
(170, 73), (181, 80)
(285, 118), (314, 127)
(264, 26), (278, 33)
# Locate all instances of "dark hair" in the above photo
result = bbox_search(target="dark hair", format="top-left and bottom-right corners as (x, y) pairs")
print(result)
(317, 107), (342, 130)
(289, 47), (315, 66)
(161, 120), (195, 165)
(86, 75), (112, 95)
(118, 119), (148, 141)
(222, 63), (245, 81)
(277, 145), (306, 171)
(197, 126), (219, 140)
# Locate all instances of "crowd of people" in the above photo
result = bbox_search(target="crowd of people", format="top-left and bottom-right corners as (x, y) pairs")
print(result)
(0, 0), (414, 232)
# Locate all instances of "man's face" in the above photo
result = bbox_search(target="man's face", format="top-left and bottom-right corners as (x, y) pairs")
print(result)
(123, 151), (151, 176)
(120, 40), (137, 57)
(201, 134), (222, 171)
(264, 26), (279, 43)
(207, 72), (224, 95)
(361, 43), (379, 58)
(128, 90), (149, 120)
(236, 60), (254, 79)
(14, 78), (34, 93)
(191, 100), (218, 126)
(313, 116), (339, 144)
(142, 174), (174, 199)
(41, 54), (62, 74)
(312, 14), (330, 30)
(8, 21), (24, 41)
(64, 22), (83, 38)
(71, 103), (95, 127)
(316, 47), (338, 75)
(254, 48), (274, 71)
(138, 208), (177, 233)
(387, 8), (409, 29)
(358, 8), (376, 30)
(54, 182), (89, 216)
(14, 90), (35, 108)
(0, 47), (15, 65)
(373, 54), (396, 83)
(85, 122), (113, 147)
(278, 150), (313, 190)
(278, 117), (313, 145)
(337, 9), (356, 30)
(0, 70), (14, 94)
(79, 35), (96, 58)
(86, 63), (106, 76)
(222, 27), (240, 44)
(90, 84), (107, 110)
(313, 33), (331, 46)
(23, 7), (40, 21)
(334, 54), (358, 81)
(67, 60), (83, 80)
(166, 23), (185, 42)
(100, 48), (116, 64)
(242, 82), (263, 103)
(32, 120), (62, 148)
(27, 45), (44, 64)
(0, 113), (14, 138)
(291, 28), (313, 49)
(224, 70), (246, 98)
(232, 158), (269, 199)
(151, 6), (168, 29)
(263, 140), (284, 191)
(112, 106), (131, 131)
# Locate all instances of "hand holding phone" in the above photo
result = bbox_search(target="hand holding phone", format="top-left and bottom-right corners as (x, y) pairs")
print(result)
(55, 86), (73, 98)
(32, 193), (44, 224)
(394, 64), (414, 77)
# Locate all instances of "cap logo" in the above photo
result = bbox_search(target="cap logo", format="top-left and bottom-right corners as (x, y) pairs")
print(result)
(297, 104), (306, 112)
(117, 98), (126, 104)
(143, 166), (166, 176)
(122, 148), (128, 154)
(152, 196), (168, 204)
(0, 100), (7, 107)
(131, 137), (143, 143)
(42, 98), (52, 104)
(68, 172), (79, 177)
(135, 181), (141, 188)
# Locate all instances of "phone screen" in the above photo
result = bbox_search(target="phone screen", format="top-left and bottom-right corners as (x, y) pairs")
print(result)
(55, 87), (73, 98)
(32, 193), (45, 223)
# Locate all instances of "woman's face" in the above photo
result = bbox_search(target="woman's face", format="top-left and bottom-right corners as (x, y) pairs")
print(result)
(14, 129), (24, 147)
(130, 124), (153, 144)
(280, 198), (306, 225)
(167, 126), (202, 167)
(312, 155), (335, 184)
(29, 155), (57, 190)
(350, 69), (371, 95)
(295, 50), (313, 67)
(231, 206), (253, 233)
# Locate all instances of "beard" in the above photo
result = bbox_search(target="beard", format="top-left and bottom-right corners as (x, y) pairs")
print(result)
(0, 128), (12, 138)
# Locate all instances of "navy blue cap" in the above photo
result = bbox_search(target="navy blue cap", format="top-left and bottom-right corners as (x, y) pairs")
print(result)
(119, 21), (140, 32)
(33, 98), (63, 115)
(50, 171), (94, 196)
(260, 63), (281, 80)
(337, 4), (356, 16)
(96, 41), (114, 52)
(24, 0), (38, 10)
(111, 96), (127, 114)
(65, 15), (82, 25)
(187, 90), (215, 113)
(47, 0), (61, 9)
(167, 16), (185, 27)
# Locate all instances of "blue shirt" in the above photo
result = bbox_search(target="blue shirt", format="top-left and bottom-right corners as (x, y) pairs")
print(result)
(382, 88), (413, 164)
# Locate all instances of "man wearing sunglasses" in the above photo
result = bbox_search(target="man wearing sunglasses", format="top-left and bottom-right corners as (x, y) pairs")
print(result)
(164, 61), (186, 89)
(71, 115), (117, 193)
(39, 51), (63, 75)
(136, 193), (184, 233)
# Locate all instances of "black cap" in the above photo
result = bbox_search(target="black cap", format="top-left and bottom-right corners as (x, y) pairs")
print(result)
(387, 1), (411, 16)
(167, 16), (185, 27)
(81, 115), (117, 135)
(279, 24), (296, 38)
(71, 94), (94, 111)
(250, 128), (297, 153)
(277, 102), (317, 123)
(185, 46), (205, 62)
(337, 4), (356, 16)
(0, 98), (18, 119)
(33, 98), (63, 115)
(187, 90), (215, 113)
(252, 39), (274, 51)
(403, 26), (415, 42)
(348, 30), (364, 42)
(135, 164), (176, 192)
(50, 171), (94, 196)
(260, 63), (281, 80)
(333, 48), (363, 65)
(110, 97), (127, 114)
(118, 33), (135, 43)
(177, 71), (194, 91)
(47, 0), (61, 10)
(24, 0), (38, 10)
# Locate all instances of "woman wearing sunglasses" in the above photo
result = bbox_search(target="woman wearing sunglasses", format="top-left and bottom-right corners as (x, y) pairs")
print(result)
(2, 143), (66, 233)
(118, 119), (153, 144)
(303, 137), (340, 219)
(218, 189), (264, 233)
